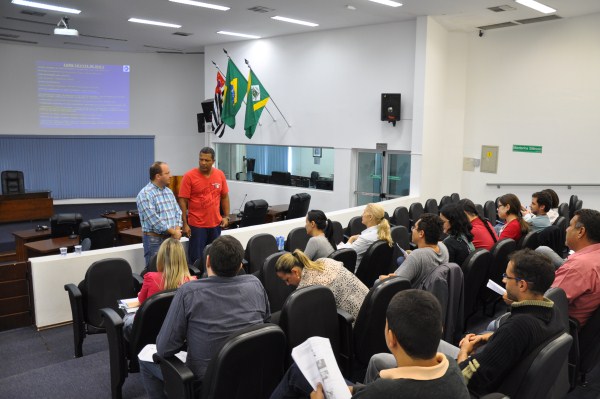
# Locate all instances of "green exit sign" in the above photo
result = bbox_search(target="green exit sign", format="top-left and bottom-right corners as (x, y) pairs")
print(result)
(513, 145), (542, 153)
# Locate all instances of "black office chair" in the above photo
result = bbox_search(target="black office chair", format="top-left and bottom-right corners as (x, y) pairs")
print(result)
(484, 200), (497, 225)
(286, 193), (311, 220)
(154, 323), (286, 399)
(461, 249), (493, 328)
(390, 225), (410, 269)
(100, 290), (176, 399)
(568, 195), (579, 220)
(475, 203), (485, 219)
(495, 333), (572, 399)
(262, 251), (295, 313)
(78, 218), (116, 250)
(348, 277), (411, 371)
(244, 233), (278, 278)
(519, 230), (539, 250)
(439, 195), (452, 210)
(450, 192), (461, 203)
(424, 198), (439, 214)
(574, 305), (600, 385)
(330, 220), (344, 246)
(270, 171), (292, 186)
(355, 240), (394, 287)
(309, 171), (319, 188)
(64, 258), (141, 358)
(486, 238), (517, 314)
(392, 206), (410, 229)
(348, 216), (366, 236)
(50, 213), (83, 238)
(239, 200), (269, 227)
(328, 248), (357, 273)
(284, 227), (310, 252)
(537, 225), (565, 258)
(557, 203), (569, 220)
(408, 202), (424, 228)
(1, 170), (25, 194)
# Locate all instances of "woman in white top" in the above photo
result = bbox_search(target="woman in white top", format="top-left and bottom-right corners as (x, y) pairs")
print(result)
(303, 210), (336, 260)
(338, 203), (393, 272)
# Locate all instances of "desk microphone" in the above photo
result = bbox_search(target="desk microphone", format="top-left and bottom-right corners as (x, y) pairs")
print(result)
(236, 194), (248, 218)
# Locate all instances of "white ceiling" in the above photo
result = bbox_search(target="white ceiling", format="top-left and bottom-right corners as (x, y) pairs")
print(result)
(1, 0), (599, 53)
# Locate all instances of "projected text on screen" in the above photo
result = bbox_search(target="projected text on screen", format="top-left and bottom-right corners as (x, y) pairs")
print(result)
(37, 61), (130, 129)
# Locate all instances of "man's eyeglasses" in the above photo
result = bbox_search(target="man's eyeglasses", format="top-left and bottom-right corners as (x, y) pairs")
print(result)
(502, 273), (530, 283)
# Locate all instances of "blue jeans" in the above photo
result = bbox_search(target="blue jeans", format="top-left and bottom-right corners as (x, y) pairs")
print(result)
(142, 235), (165, 267)
(188, 225), (221, 265)
(140, 360), (168, 399)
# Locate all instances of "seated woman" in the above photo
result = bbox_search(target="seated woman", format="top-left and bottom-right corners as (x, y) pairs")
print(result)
(337, 203), (393, 272)
(497, 194), (529, 241)
(458, 199), (498, 251)
(275, 250), (368, 321)
(303, 210), (336, 260)
(439, 203), (475, 267)
(124, 238), (196, 338)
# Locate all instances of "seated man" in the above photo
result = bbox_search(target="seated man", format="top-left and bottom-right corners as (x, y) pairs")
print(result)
(522, 191), (552, 232)
(368, 249), (563, 396)
(538, 209), (600, 327)
(380, 213), (449, 287)
(270, 289), (469, 399)
(140, 235), (271, 399)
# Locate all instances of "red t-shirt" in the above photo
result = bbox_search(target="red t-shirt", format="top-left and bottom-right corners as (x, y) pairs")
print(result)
(179, 167), (228, 228)
(471, 218), (498, 251)
(137, 272), (197, 304)
(499, 218), (523, 241)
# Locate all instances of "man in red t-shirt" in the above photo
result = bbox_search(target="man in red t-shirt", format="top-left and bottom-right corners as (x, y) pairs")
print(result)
(178, 147), (230, 264)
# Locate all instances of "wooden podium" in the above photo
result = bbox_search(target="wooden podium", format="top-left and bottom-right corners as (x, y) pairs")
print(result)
(0, 191), (53, 223)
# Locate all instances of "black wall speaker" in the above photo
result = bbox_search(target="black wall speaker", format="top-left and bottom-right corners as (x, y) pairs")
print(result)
(381, 93), (401, 122)
(197, 113), (205, 133)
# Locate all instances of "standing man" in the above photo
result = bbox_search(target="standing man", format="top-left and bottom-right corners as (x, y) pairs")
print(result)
(136, 162), (182, 266)
(178, 147), (230, 264)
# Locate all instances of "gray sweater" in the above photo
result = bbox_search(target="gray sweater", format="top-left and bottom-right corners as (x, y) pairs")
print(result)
(393, 242), (449, 288)
(303, 235), (335, 260)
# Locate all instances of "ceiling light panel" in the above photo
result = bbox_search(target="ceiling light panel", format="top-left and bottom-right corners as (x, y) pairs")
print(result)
(515, 0), (556, 14)
(169, 0), (229, 11)
(128, 18), (182, 28)
(271, 16), (318, 27)
(217, 31), (261, 39)
(11, 0), (81, 14)
(368, 0), (402, 8)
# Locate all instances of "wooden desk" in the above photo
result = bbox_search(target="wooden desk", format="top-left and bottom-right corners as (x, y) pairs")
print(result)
(101, 211), (140, 232)
(24, 236), (79, 259)
(0, 191), (53, 223)
(12, 229), (52, 262)
(266, 204), (289, 223)
(118, 227), (143, 245)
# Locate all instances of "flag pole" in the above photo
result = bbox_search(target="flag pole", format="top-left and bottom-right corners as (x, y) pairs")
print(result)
(245, 58), (291, 128)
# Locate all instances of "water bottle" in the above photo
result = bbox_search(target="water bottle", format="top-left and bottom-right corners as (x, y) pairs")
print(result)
(277, 235), (285, 251)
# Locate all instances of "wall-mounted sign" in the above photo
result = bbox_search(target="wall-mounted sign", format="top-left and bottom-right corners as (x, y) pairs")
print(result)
(513, 145), (542, 153)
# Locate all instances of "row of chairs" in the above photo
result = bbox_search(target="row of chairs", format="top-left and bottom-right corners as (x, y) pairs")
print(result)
(50, 213), (117, 250)
(235, 192), (312, 228)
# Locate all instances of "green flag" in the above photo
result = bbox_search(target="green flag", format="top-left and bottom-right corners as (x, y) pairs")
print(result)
(222, 59), (247, 129)
(244, 70), (270, 139)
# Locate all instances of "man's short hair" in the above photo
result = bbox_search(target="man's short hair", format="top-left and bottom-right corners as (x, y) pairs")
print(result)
(149, 161), (164, 181)
(509, 249), (555, 295)
(532, 191), (552, 213)
(200, 147), (215, 160)
(208, 235), (244, 277)
(574, 209), (600, 244)
(386, 289), (442, 360)
(416, 213), (443, 245)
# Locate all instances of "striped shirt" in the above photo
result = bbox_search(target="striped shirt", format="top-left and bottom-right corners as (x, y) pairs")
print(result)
(136, 182), (182, 235)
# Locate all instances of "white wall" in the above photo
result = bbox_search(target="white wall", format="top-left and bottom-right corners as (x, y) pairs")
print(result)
(0, 43), (205, 177)
(460, 12), (600, 209)
(204, 21), (417, 212)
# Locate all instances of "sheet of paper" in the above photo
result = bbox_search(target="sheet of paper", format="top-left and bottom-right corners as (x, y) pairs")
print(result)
(119, 297), (140, 313)
(292, 337), (351, 399)
(395, 242), (408, 258)
(137, 344), (187, 363)
(487, 279), (506, 295)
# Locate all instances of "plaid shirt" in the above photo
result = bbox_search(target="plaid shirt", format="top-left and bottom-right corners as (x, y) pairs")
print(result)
(136, 181), (182, 235)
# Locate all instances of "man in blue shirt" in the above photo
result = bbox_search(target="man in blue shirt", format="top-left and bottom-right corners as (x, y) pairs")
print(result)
(136, 161), (182, 266)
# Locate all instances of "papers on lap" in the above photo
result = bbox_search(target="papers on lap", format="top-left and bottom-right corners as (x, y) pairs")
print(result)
(138, 344), (187, 363)
(292, 337), (351, 399)
(118, 297), (140, 313)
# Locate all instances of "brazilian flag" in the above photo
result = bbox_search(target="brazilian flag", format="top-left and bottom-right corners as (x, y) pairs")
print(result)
(222, 59), (247, 129)
(244, 70), (270, 139)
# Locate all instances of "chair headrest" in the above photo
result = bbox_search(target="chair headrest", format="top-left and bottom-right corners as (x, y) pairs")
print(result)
(89, 218), (112, 232)
(55, 213), (82, 224)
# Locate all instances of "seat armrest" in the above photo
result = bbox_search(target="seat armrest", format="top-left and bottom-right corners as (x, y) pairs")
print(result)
(100, 308), (128, 396)
(188, 265), (201, 277)
(337, 308), (354, 377)
(132, 273), (143, 292)
(64, 283), (85, 357)
(153, 353), (196, 399)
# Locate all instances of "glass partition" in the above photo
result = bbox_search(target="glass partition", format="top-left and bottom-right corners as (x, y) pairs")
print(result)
(215, 143), (334, 190)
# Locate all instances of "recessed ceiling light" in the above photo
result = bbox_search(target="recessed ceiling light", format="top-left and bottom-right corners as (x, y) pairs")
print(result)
(168, 0), (229, 12)
(217, 31), (261, 39)
(11, 0), (81, 14)
(368, 0), (403, 7)
(515, 0), (556, 14)
(271, 16), (319, 27)
(128, 18), (182, 28)
(346, 5), (357, 11)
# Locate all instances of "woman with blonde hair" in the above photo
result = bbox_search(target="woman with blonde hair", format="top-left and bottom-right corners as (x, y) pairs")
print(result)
(124, 238), (196, 337)
(338, 203), (393, 272)
(275, 249), (368, 321)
